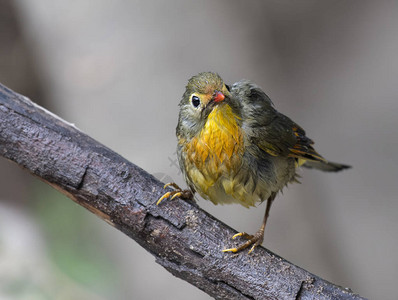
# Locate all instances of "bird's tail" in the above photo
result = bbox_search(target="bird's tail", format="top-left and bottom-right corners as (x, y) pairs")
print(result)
(302, 160), (351, 172)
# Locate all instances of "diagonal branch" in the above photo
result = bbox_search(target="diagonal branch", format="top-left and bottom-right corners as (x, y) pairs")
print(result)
(0, 83), (365, 300)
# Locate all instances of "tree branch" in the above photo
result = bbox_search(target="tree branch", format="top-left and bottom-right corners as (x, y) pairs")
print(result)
(0, 83), (365, 300)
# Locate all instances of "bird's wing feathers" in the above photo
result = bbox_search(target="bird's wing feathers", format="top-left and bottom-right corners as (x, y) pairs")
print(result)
(254, 113), (326, 162)
(284, 122), (326, 162)
(234, 82), (325, 163)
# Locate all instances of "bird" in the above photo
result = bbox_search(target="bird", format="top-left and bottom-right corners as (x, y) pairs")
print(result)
(157, 72), (350, 253)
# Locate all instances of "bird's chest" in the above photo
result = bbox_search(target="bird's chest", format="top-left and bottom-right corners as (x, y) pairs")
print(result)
(183, 105), (244, 186)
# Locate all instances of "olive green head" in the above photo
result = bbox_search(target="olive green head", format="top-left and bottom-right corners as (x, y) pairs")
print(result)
(177, 72), (234, 139)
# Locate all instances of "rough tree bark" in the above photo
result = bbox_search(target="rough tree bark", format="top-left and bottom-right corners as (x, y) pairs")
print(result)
(0, 83), (366, 300)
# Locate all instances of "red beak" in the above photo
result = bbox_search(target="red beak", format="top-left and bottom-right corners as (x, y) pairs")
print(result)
(213, 91), (225, 103)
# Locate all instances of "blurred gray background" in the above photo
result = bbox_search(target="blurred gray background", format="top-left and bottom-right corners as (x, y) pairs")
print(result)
(1, 0), (397, 299)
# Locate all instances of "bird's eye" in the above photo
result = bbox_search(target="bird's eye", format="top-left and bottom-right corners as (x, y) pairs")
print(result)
(191, 95), (200, 108)
(225, 84), (231, 92)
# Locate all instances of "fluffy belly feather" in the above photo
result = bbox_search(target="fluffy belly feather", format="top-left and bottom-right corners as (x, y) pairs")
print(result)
(181, 104), (268, 207)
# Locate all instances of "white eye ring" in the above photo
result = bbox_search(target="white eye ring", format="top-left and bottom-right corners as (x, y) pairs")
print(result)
(191, 95), (201, 108)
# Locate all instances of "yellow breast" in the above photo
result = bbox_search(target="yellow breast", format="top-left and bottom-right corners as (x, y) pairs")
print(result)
(182, 104), (247, 204)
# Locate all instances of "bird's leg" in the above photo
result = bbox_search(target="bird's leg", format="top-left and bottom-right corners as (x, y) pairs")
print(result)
(223, 195), (275, 254)
(156, 182), (194, 205)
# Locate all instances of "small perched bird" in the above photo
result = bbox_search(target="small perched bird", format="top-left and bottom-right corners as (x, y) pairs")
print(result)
(158, 72), (350, 253)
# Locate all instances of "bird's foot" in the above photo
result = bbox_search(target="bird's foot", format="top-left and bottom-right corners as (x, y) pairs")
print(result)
(156, 182), (193, 205)
(222, 229), (264, 254)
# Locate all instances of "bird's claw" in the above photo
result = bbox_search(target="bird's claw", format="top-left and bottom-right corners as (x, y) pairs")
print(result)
(156, 192), (172, 205)
(223, 230), (264, 254)
(170, 192), (182, 200)
(222, 247), (238, 253)
(156, 182), (193, 205)
(232, 232), (253, 240)
(163, 182), (181, 190)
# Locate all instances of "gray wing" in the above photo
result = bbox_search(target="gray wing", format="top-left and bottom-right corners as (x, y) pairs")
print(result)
(231, 80), (326, 162)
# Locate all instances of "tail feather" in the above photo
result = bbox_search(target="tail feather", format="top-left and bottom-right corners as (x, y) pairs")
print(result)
(302, 160), (351, 172)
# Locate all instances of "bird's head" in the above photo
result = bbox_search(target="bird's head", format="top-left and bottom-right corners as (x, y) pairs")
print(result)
(182, 72), (230, 110)
(177, 72), (238, 138)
